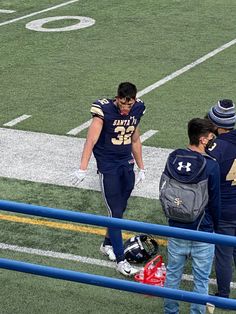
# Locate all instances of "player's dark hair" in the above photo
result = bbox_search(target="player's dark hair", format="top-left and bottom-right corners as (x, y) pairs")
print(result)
(117, 82), (137, 100)
(188, 118), (215, 145)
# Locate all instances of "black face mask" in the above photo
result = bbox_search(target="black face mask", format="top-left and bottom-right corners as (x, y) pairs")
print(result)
(206, 135), (216, 150)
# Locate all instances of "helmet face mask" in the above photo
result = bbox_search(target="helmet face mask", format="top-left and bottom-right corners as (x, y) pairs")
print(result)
(124, 234), (159, 263)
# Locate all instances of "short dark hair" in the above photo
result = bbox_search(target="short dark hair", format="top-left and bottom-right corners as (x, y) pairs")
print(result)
(117, 82), (137, 100)
(188, 118), (215, 145)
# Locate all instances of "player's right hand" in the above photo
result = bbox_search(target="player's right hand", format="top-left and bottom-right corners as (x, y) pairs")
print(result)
(72, 169), (87, 185)
(135, 168), (146, 186)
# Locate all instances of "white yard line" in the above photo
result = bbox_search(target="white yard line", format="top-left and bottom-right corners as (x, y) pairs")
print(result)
(67, 37), (236, 135)
(1, 242), (235, 288)
(137, 38), (236, 98)
(0, 0), (79, 27)
(0, 9), (16, 13)
(3, 114), (31, 127)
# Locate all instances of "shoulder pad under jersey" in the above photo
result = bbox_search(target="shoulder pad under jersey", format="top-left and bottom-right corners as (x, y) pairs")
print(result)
(135, 98), (146, 115)
(90, 98), (111, 119)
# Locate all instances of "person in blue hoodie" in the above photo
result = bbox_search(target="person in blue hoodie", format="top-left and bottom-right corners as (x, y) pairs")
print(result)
(163, 118), (221, 314)
(206, 99), (236, 299)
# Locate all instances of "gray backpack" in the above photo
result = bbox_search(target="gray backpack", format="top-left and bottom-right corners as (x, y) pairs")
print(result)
(159, 149), (209, 223)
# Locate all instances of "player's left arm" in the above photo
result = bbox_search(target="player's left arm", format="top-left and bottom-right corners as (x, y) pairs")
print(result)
(131, 127), (144, 170)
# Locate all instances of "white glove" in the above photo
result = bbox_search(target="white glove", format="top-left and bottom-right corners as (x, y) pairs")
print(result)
(135, 168), (146, 186)
(72, 169), (87, 185)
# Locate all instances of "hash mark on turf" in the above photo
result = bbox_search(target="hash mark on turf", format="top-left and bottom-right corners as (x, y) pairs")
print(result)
(3, 114), (31, 127)
(67, 119), (92, 135)
(140, 130), (158, 143)
(0, 9), (16, 13)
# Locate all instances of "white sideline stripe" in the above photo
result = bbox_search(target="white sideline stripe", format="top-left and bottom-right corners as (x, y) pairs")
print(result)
(3, 114), (32, 127)
(182, 274), (236, 290)
(67, 37), (236, 135)
(140, 130), (158, 143)
(1, 242), (236, 288)
(0, 0), (79, 27)
(0, 9), (16, 13)
(67, 119), (92, 135)
(0, 242), (116, 269)
(137, 38), (236, 98)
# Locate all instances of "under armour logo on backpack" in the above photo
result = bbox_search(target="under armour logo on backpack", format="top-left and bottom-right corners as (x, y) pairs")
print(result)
(177, 162), (191, 172)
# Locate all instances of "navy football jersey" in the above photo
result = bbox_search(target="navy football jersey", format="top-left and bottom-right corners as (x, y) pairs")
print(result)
(207, 130), (236, 220)
(90, 98), (145, 174)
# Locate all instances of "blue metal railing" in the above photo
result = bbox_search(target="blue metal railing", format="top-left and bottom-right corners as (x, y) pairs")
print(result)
(0, 199), (235, 310)
(0, 199), (236, 247)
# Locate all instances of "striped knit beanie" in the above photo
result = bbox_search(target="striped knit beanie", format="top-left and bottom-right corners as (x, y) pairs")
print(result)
(208, 99), (236, 129)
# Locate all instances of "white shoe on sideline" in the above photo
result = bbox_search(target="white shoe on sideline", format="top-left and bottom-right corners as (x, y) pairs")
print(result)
(100, 244), (116, 261)
(116, 259), (139, 277)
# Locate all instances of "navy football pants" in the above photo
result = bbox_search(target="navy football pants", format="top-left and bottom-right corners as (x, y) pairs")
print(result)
(99, 166), (135, 262)
(215, 220), (236, 297)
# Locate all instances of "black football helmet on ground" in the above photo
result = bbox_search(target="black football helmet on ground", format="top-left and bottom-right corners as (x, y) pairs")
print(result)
(124, 234), (159, 263)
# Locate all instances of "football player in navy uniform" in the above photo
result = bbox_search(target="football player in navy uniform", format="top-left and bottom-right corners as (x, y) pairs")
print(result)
(73, 82), (146, 276)
(206, 99), (236, 298)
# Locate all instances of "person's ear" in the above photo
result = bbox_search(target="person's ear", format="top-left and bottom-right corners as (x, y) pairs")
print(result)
(199, 136), (207, 146)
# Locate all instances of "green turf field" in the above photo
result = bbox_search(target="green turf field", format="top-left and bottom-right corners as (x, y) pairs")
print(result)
(0, 0), (236, 313)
